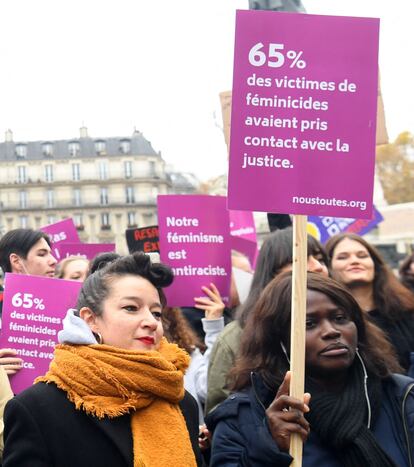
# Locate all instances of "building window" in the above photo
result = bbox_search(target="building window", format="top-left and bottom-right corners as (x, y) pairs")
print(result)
(73, 188), (82, 206)
(74, 214), (84, 229)
(124, 160), (133, 179)
(99, 161), (108, 180)
(42, 142), (53, 157)
(44, 164), (54, 182)
(46, 189), (54, 208)
(17, 165), (27, 184)
(72, 163), (80, 181)
(120, 139), (131, 154)
(125, 186), (135, 204)
(19, 191), (28, 209)
(15, 144), (27, 159)
(127, 211), (136, 227)
(100, 187), (109, 205)
(47, 215), (55, 225)
(20, 215), (28, 228)
(142, 212), (153, 225)
(95, 140), (106, 155)
(149, 161), (156, 176)
(101, 212), (110, 229)
(68, 142), (80, 157)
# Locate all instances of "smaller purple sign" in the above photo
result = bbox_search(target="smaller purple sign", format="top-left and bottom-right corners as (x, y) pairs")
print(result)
(229, 209), (258, 266)
(158, 195), (232, 307)
(40, 218), (81, 260)
(58, 243), (116, 261)
(308, 206), (383, 244)
(0, 274), (82, 394)
(229, 210), (257, 242)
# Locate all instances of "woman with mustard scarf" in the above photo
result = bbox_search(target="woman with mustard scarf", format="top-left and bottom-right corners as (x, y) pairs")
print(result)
(3, 252), (203, 467)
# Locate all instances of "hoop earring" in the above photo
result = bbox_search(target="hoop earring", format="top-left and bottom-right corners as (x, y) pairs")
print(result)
(94, 332), (103, 344)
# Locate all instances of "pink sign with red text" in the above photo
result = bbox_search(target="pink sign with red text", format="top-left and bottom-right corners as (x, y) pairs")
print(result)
(0, 274), (82, 394)
(158, 195), (232, 307)
(228, 11), (379, 219)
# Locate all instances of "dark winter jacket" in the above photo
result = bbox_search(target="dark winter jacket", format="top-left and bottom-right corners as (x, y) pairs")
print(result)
(3, 382), (204, 467)
(206, 373), (414, 467)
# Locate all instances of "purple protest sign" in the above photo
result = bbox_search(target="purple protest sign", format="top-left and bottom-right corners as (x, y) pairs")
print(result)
(228, 11), (379, 219)
(58, 243), (116, 261)
(308, 206), (383, 244)
(229, 210), (258, 267)
(40, 218), (81, 260)
(229, 210), (257, 242)
(0, 274), (82, 394)
(158, 195), (232, 307)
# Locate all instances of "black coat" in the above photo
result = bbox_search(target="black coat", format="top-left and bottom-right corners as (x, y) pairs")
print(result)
(3, 382), (203, 467)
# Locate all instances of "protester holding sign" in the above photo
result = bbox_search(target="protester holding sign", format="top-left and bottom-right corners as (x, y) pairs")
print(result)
(0, 229), (57, 376)
(326, 233), (414, 374)
(205, 228), (328, 414)
(207, 273), (414, 467)
(55, 256), (90, 282)
(182, 251), (252, 342)
(3, 253), (202, 467)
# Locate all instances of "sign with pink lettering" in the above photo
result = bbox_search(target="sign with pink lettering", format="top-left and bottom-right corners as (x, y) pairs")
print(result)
(228, 10), (379, 219)
(229, 210), (258, 267)
(158, 195), (232, 307)
(40, 218), (81, 260)
(0, 274), (82, 394)
(58, 243), (116, 261)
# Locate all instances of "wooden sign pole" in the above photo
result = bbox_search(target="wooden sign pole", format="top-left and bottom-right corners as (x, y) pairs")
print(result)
(289, 214), (308, 466)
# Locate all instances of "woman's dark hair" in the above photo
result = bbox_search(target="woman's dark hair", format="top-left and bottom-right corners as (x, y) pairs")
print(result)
(325, 233), (414, 318)
(76, 252), (173, 316)
(162, 307), (205, 354)
(399, 253), (414, 291)
(238, 227), (328, 327)
(88, 252), (121, 275)
(0, 228), (52, 273)
(231, 272), (401, 392)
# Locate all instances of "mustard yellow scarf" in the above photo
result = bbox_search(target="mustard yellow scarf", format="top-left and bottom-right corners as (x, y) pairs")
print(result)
(36, 338), (197, 467)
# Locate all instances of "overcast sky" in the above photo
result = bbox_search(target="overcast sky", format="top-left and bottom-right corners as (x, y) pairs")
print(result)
(0, 1), (412, 181)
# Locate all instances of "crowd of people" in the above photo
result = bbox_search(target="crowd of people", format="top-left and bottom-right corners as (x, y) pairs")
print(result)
(0, 225), (413, 466)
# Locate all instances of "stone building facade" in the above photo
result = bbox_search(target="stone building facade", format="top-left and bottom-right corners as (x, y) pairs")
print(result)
(0, 127), (171, 253)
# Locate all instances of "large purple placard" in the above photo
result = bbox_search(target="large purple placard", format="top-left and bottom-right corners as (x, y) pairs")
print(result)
(58, 243), (116, 261)
(0, 274), (82, 394)
(228, 11), (379, 219)
(40, 218), (81, 260)
(158, 195), (232, 307)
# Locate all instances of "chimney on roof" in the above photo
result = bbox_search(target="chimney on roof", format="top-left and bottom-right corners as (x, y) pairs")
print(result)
(80, 125), (88, 138)
(5, 129), (13, 142)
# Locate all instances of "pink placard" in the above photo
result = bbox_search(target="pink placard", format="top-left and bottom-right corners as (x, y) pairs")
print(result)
(229, 210), (257, 242)
(0, 274), (82, 394)
(229, 210), (258, 267)
(40, 218), (81, 260)
(228, 11), (379, 219)
(158, 195), (232, 307)
(58, 243), (116, 261)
